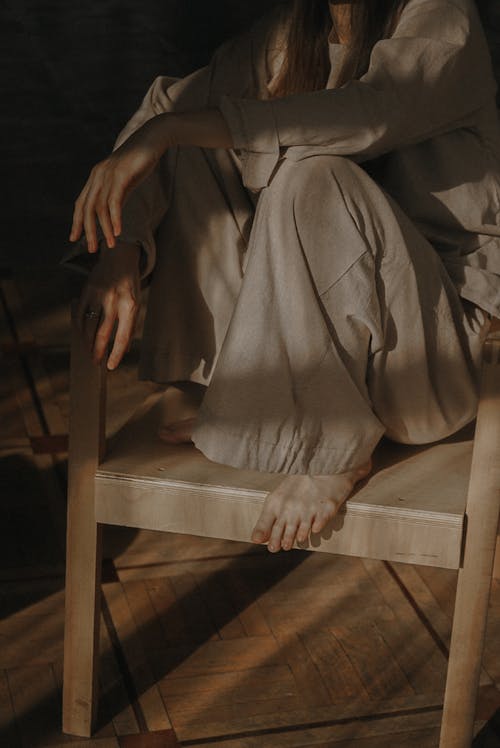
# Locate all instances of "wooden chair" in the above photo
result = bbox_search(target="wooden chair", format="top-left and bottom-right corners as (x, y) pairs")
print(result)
(62, 308), (500, 747)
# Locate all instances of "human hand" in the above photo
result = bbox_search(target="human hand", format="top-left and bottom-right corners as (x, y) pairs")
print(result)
(69, 116), (170, 253)
(77, 244), (141, 369)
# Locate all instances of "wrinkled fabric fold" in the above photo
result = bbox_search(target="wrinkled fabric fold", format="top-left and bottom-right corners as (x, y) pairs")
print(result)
(138, 147), (489, 474)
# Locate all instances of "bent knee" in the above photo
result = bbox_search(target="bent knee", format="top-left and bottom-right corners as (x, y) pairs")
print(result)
(267, 155), (367, 199)
(263, 156), (382, 232)
(382, 401), (479, 447)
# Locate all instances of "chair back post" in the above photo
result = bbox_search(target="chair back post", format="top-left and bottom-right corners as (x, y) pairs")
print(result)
(440, 322), (500, 747)
(62, 302), (107, 736)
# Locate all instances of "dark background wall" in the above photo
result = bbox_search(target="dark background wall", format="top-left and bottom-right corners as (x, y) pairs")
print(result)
(1, 0), (275, 272)
(1, 0), (499, 273)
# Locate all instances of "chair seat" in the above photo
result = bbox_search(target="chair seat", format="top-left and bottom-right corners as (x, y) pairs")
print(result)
(94, 391), (475, 569)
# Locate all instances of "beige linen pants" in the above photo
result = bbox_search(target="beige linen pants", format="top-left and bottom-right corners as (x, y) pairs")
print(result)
(139, 147), (490, 474)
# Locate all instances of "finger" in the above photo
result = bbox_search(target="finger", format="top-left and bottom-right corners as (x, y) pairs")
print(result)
(83, 191), (100, 254)
(108, 178), (128, 237)
(93, 297), (117, 363)
(267, 520), (286, 553)
(281, 519), (300, 551)
(96, 181), (116, 249)
(107, 299), (137, 370)
(70, 179), (93, 243)
(83, 174), (105, 254)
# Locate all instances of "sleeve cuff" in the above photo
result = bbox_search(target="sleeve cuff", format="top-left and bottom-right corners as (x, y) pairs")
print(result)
(218, 94), (281, 191)
(59, 237), (152, 282)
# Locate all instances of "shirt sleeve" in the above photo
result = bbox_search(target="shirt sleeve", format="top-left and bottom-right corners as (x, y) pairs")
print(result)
(219, 0), (498, 190)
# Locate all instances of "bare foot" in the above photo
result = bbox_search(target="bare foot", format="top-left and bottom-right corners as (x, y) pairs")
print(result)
(251, 460), (372, 552)
(159, 416), (197, 444)
(157, 381), (205, 445)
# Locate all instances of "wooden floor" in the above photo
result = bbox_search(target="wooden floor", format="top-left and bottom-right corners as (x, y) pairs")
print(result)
(1, 270), (500, 748)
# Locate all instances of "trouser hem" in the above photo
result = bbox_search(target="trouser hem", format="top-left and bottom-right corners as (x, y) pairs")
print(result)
(191, 416), (381, 475)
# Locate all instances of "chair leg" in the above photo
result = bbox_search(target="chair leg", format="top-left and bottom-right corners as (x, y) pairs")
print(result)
(62, 303), (107, 736)
(63, 519), (103, 736)
(439, 542), (496, 747)
(439, 337), (500, 747)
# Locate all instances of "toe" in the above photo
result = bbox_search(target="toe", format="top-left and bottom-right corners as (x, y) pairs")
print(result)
(251, 506), (276, 544)
(296, 520), (312, 544)
(281, 521), (299, 551)
(311, 504), (336, 534)
(268, 521), (285, 553)
(311, 515), (327, 534)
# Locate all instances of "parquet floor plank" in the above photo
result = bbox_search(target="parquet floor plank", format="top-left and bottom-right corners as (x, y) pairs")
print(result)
(114, 549), (281, 591)
(362, 559), (448, 694)
(44, 741), (120, 748)
(249, 557), (392, 635)
(101, 582), (173, 733)
(0, 668), (21, 748)
(162, 665), (300, 728)
(390, 563), (495, 687)
(415, 565), (500, 689)
(167, 573), (220, 645)
(0, 450), (64, 573)
(117, 732), (178, 748)
(301, 629), (369, 702)
(0, 582), (64, 668)
(175, 706), (444, 745)
(330, 623), (414, 700)
(98, 614), (141, 737)
(112, 530), (264, 577)
(0, 359), (29, 449)
(7, 664), (70, 747)
(305, 733), (439, 748)
(152, 637), (285, 681)
(169, 691), (446, 742)
(141, 577), (191, 649)
(387, 564), (453, 647)
(3, 349), (44, 440)
(171, 696), (306, 733)
(191, 569), (247, 640)
(273, 632), (332, 708)
(122, 580), (176, 652)
(223, 568), (273, 638)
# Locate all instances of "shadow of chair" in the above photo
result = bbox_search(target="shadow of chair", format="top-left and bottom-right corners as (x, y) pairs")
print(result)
(62, 307), (500, 747)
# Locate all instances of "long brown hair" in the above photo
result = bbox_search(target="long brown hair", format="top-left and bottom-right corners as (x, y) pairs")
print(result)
(272, 0), (408, 98)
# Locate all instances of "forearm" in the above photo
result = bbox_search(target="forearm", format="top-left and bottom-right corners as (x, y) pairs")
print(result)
(150, 109), (234, 153)
(69, 109), (234, 257)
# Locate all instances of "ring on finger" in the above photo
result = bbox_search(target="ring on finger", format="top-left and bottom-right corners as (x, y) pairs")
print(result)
(85, 309), (101, 320)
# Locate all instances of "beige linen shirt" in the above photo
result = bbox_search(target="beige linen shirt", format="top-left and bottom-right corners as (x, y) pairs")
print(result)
(218, 0), (500, 317)
(64, 0), (500, 317)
